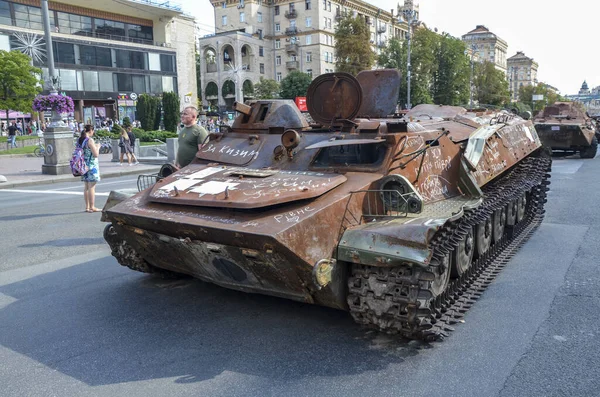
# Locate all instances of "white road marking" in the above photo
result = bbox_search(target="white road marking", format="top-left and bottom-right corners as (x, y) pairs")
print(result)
(0, 189), (109, 196)
(51, 179), (137, 190)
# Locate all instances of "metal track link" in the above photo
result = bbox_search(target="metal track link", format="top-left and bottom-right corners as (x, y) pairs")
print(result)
(347, 154), (552, 341)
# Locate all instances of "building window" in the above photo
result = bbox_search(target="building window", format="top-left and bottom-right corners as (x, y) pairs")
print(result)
(116, 73), (133, 91)
(95, 18), (125, 37)
(222, 15), (227, 26)
(82, 71), (99, 91)
(306, 52), (312, 62)
(275, 5), (280, 15)
(327, 18), (332, 28)
(79, 45), (111, 67)
(276, 72), (282, 82)
(275, 39), (281, 49)
(14, 4), (43, 30)
(328, 1), (331, 11)
(305, 16), (311, 27)
(222, 2), (226, 8)
(275, 23), (280, 32)
(306, 69), (312, 78)
(259, 46), (264, 56)
(160, 54), (174, 72)
(116, 49), (146, 70)
(290, 19), (296, 27)
(0, 1), (10, 27)
(276, 55), (281, 66)
(260, 63), (265, 74)
(306, 0), (311, 10)
(98, 71), (114, 91)
(128, 24), (153, 41)
(149, 74), (162, 93)
(257, 12), (262, 23)
(240, 12), (245, 23)
(323, 0), (326, 10)
(305, 34), (312, 45)
(52, 42), (75, 64)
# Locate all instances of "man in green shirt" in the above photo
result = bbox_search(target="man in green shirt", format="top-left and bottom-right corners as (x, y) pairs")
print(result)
(176, 106), (209, 168)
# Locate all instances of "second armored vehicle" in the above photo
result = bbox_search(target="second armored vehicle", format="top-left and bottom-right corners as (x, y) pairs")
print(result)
(102, 71), (551, 340)
(534, 102), (599, 158)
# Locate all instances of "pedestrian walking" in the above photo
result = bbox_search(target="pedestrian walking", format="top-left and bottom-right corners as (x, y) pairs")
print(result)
(126, 126), (140, 165)
(78, 125), (101, 212)
(7, 122), (17, 148)
(118, 126), (134, 166)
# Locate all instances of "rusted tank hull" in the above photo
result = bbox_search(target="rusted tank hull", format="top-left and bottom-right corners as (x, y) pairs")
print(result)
(535, 123), (593, 149)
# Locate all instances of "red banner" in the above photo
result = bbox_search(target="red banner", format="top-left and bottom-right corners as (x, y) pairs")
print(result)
(295, 97), (307, 112)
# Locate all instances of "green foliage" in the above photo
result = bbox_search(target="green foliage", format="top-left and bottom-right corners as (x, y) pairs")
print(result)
(222, 80), (235, 97)
(254, 77), (279, 99)
(196, 52), (202, 102)
(94, 128), (176, 142)
(122, 116), (132, 129)
(136, 94), (153, 131)
(205, 82), (218, 97)
(110, 123), (123, 135)
(473, 61), (510, 106)
(335, 15), (375, 75)
(162, 91), (180, 133)
(432, 34), (470, 106)
(518, 83), (563, 114)
(243, 80), (254, 97)
(0, 50), (42, 120)
(279, 71), (312, 99)
(153, 99), (162, 130)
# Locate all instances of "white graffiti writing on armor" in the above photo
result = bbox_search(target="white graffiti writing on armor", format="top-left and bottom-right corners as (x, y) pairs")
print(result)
(201, 143), (259, 158)
(490, 160), (507, 174)
(405, 135), (425, 149)
(274, 206), (316, 223)
(485, 140), (501, 160)
(242, 221), (259, 228)
(419, 175), (450, 201)
(498, 126), (528, 147)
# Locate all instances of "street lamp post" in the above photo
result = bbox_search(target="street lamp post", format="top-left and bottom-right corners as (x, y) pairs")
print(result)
(469, 43), (475, 109)
(400, 9), (418, 110)
(40, 0), (73, 175)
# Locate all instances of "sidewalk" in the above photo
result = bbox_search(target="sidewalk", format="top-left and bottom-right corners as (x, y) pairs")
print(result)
(0, 153), (161, 189)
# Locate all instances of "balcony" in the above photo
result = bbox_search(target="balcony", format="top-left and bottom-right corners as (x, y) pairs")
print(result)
(285, 43), (298, 54)
(285, 10), (297, 19)
(286, 61), (299, 70)
(377, 25), (387, 34)
(285, 26), (298, 36)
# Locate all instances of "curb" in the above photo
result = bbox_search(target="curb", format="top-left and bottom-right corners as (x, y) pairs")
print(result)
(0, 166), (160, 189)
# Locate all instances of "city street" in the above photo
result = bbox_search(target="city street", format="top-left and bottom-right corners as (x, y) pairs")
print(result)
(0, 159), (599, 396)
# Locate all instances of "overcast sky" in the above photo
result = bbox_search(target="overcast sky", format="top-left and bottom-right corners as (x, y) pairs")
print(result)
(180, 0), (598, 95)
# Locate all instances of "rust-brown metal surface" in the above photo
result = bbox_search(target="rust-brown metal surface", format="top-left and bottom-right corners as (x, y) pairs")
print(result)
(356, 69), (401, 118)
(103, 72), (543, 311)
(534, 102), (597, 150)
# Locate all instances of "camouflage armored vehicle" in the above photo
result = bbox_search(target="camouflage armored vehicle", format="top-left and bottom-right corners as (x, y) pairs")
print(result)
(534, 102), (599, 158)
(102, 70), (551, 340)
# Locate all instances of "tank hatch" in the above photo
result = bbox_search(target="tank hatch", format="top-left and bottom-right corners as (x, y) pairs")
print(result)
(306, 72), (362, 125)
(356, 69), (401, 118)
(148, 165), (347, 209)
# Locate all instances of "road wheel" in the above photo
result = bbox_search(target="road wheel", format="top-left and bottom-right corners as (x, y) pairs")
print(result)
(430, 254), (450, 297)
(475, 216), (492, 257)
(580, 136), (598, 159)
(492, 207), (506, 244)
(33, 147), (42, 157)
(516, 193), (527, 223)
(451, 226), (474, 278)
(506, 200), (517, 226)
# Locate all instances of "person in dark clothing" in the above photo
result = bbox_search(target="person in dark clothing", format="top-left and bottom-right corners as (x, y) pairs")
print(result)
(7, 122), (17, 148)
(126, 126), (139, 165)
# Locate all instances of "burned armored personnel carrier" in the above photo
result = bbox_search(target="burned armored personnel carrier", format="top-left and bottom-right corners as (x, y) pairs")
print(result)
(534, 102), (599, 158)
(102, 70), (551, 340)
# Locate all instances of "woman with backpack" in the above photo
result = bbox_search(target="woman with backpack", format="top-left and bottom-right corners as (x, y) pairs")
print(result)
(78, 124), (101, 212)
(118, 126), (134, 166)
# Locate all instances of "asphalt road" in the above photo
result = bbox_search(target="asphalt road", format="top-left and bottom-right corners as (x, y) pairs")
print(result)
(0, 160), (599, 397)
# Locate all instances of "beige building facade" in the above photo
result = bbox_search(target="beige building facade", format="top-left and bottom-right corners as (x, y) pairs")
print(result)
(0, 0), (197, 122)
(199, 0), (416, 110)
(507, 51), (538, 101)
(462, 25), (508, 75)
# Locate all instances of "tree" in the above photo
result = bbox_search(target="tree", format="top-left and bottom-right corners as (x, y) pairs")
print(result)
(472, 61), (510, 106)
(254, 77), (279, 99)
(518, 83), (563, 114)
(0, 50), (42, 124)
(279, 71), (312, 99)
(162, 91), (180, 132)
(196, 52), (202, 103)
(432, 34), (470, 106)
(334, 15), (375, 75)
(122, 116), (132, 129)
(136, 93), (152, 130)
(153, 98), (162, 130)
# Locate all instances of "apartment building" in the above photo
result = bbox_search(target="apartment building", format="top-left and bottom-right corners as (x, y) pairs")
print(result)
(462, 25), (508, 75)
(507, 51), (538, 101)
(0, 0), (196, 123)
(199, 0), (416, 111)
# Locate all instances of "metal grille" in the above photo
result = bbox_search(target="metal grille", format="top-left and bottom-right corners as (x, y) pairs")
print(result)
(343, 189), (411, 227)
(137, 174), (162, 192)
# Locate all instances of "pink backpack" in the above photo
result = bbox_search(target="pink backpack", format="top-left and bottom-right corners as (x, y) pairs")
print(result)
(70, 138), (89, 176)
